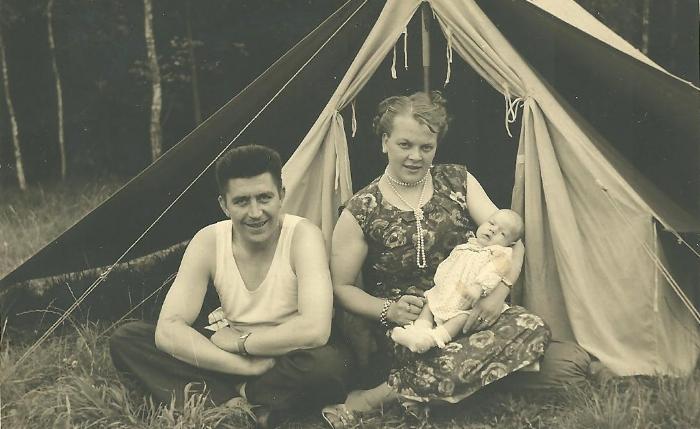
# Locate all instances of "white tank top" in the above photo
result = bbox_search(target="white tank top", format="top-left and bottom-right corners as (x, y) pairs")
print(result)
(213, 214), (301, 332)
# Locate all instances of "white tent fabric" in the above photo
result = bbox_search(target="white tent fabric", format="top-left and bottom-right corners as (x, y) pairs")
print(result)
(281, 0), (420, 244)
(282, 0), (699, 376)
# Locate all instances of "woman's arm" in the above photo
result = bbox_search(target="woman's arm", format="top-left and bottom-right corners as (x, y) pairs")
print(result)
(331, 210), (423, 325)
(465, 172), (498, 225)
(506, 240), (525, 286)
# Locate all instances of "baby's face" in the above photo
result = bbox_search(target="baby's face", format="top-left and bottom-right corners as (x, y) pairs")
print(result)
(475, 211), (520, 247)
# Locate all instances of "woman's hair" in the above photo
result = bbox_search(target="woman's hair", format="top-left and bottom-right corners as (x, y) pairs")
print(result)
(215, 144), (283, 196)
(372, 90), (450, 141)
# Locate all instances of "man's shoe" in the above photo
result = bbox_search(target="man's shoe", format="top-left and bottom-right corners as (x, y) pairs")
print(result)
(253, 406), (286, 429)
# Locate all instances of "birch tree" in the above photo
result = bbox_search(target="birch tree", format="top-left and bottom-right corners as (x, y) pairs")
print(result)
(184, 0), (201, 125)
(0, 2), (25, 190)
(640, 0), (651, 54)
(47, 0), (66, 179)
(144, 0), (162, 161)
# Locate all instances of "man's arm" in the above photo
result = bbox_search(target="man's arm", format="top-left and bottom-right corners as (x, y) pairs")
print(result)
(214, 220), (334, 356)
(154, 226), (274, 375)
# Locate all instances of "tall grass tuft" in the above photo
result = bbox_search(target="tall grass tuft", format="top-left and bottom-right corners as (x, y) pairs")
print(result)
(0, 177), (125, 278)
(560, 375), (700, 429)
(1, 322), (256, 428)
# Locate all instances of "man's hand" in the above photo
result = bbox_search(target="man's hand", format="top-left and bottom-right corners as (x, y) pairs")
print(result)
(234, 356), (276, 376)
(210, 326), (245, 353)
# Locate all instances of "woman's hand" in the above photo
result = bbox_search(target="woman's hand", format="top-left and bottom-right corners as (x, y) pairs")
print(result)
(387, 295), (425, 326)
(462, 285), (508, 333)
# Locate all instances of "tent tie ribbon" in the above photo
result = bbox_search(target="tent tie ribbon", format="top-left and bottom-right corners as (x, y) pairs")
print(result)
(333, 111), (342, 190)
(504, 88), (525, 138)
(444, 28), (453, 86)
(390, 27), (408, 79)
(351, 100), (357, 137)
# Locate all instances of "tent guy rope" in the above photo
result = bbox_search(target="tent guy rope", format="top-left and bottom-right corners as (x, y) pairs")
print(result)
(670, 231), (700, 260)
(601, 186), (700, 325)
(98, 272), (177, 338)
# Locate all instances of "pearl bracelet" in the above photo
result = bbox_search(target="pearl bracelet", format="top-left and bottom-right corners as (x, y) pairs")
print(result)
(379, 299), (394, 327)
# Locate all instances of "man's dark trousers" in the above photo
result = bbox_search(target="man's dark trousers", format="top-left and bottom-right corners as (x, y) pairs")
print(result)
(110, 321), (352, 413)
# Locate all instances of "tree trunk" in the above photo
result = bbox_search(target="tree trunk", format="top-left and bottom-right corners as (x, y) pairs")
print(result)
(641, 0), (651, 55)
(47, 0), (66, 180)
(668, 0), (678, 71)
(144, 0), (162, 161)
(185, 0), (202, 125)
(0, 15), (26, 190)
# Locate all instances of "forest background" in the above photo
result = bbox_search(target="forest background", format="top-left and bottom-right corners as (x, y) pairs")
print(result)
(0, 0), (697, 190)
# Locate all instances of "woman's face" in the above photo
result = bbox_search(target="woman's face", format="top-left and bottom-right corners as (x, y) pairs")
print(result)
(382, 114), (438, 183)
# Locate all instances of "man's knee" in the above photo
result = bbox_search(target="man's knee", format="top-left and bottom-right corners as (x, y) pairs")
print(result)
(294, 344), (353, 387)
(506, 340), (591, 390)
(109, 321), (155, 361)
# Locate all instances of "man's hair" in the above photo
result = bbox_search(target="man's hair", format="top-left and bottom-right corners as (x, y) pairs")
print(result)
(215, 144), (283, 196)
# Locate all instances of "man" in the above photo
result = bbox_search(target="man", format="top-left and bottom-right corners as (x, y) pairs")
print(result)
(110, 144), (351, 426)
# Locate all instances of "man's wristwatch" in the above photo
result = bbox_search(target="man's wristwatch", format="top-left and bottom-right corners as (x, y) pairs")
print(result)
(236, 332), (252, 356)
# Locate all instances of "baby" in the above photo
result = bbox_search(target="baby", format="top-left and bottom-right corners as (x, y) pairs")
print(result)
(392, 209), (523, 353)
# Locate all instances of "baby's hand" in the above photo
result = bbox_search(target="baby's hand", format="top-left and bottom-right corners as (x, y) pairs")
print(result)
(459, 283), (482, 307)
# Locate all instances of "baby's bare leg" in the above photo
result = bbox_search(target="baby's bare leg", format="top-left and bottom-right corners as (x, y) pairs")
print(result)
(413, 303), (434, 330)
(428, 313), (471, 349)
(437, 313), (470, 341)
(391, 305), (438, 352)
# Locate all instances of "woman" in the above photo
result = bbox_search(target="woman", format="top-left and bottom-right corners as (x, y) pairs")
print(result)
(322, 91), (550, 426)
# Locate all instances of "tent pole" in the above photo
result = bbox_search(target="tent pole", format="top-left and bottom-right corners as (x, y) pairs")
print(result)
(421, 2), (430, 92)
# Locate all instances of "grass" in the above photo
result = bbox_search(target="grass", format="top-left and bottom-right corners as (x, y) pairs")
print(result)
(0, 178), (126, 278)
(1, 179), (699, 428)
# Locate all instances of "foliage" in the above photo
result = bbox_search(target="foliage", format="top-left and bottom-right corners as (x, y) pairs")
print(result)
(0, 0), (345, 183)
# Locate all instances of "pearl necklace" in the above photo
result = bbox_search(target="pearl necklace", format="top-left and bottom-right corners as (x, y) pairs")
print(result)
(385, 168), (428, 187)
(385, 168), (430, 269)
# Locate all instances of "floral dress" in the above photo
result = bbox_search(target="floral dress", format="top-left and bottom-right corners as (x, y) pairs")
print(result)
(344, 164), (551, 403)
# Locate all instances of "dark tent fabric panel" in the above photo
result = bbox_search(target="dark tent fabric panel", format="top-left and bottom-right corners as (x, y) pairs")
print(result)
(479, 0), (700, 220)
(0, 0), (380, 288)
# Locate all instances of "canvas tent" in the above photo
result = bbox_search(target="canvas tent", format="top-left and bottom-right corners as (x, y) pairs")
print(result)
(1, 0), (698, 377)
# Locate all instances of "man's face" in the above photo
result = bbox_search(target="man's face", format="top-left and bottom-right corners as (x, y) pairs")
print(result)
(218, 173), (284, 245)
